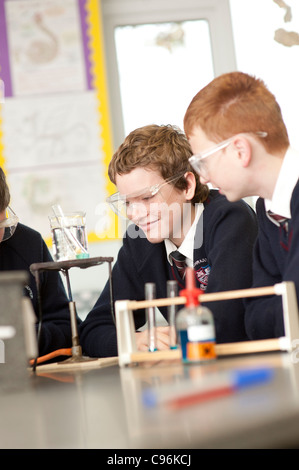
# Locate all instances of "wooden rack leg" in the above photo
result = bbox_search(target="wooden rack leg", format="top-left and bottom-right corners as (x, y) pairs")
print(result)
(278, 282), (299, 349)
(115, 300), (136, 367)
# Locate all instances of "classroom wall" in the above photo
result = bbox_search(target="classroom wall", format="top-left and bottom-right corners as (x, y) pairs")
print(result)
(73, 0), (299, 318)
(1, 0), (298, 319)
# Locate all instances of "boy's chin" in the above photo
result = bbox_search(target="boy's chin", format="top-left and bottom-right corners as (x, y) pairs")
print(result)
(145, 234), (167, 244)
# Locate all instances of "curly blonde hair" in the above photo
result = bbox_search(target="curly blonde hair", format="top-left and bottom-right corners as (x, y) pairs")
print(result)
(108, 124), (209, 204)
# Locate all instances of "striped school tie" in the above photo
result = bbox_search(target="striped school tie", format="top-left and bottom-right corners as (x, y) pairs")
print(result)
(170, 251), (187, 279)
(267, 210), (288, 231)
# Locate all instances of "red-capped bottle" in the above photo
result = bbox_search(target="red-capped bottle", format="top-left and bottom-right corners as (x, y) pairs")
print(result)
(176, 267), (216, 364)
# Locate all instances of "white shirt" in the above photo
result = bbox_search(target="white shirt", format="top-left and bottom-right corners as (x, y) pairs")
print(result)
(265, 147), (299, 225)
(165, 203), (204, 267)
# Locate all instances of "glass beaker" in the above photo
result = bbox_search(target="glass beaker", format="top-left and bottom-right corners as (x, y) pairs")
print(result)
(49, 211), (89, 261)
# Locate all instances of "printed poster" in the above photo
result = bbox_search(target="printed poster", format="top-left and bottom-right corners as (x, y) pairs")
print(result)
(0, 0), (117, 243)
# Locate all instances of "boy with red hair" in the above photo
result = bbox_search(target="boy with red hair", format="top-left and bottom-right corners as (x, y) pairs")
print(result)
(184, 71), (297, 339)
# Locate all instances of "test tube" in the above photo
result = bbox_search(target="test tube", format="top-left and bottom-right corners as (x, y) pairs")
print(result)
(145, 283), (157, 352)
(167, 280), (178, 349)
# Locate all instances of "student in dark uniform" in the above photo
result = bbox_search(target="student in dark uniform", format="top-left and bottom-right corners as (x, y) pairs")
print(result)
(0, 167), (74, 356)
(184, 71), (297, 340)
(80, 124), (258, 357)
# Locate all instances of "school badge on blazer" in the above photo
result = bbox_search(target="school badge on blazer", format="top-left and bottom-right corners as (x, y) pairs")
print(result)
(194, 264), (210, 290)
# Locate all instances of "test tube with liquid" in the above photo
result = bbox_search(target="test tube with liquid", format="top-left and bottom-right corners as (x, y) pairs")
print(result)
(145, 283), (157, 352)
(167, 280), (178, 349)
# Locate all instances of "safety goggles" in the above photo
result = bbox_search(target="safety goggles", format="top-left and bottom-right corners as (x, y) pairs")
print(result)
(106, 173), (185, 219)
(189, 131), (267, 175)
(0, 207), (19, 242)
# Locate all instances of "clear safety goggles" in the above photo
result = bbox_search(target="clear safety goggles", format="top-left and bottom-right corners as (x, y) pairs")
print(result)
(189, 131), (267, 175)
(106, 173), (185, 219)
(0, 207), (19, 242)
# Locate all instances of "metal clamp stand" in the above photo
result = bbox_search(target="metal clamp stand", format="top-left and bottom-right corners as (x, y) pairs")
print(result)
(30, 256), (114, 366)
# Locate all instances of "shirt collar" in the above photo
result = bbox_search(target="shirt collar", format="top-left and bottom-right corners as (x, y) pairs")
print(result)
(265, 147), (299, 220)
(165, 203), (204, 266)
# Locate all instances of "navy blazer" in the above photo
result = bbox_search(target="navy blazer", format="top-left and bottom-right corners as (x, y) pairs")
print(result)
(80, 190), (258, 357)
(245, 180), (299, 339)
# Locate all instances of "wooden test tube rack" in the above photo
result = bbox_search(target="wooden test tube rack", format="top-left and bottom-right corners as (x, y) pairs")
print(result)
(115, 281), (299, 367)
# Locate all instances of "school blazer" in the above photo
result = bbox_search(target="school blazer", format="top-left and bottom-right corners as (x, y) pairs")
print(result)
(80, 190), (258, 357)
(245, 179), (299, 339)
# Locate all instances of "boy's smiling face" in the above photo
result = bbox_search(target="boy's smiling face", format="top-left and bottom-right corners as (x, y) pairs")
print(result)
(115, 167), (196, 246)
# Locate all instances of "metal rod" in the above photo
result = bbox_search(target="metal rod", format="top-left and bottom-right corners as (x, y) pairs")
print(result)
(68, 300), (82, 357)
(63, 269), (73, 302)
(32, 271), (43, 373)
(167, 280), (178, 349)
(145, 283), (157, 352)
(108, 260), (115, 325)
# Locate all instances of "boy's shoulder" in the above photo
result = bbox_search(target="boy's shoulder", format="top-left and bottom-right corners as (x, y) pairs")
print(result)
(204, 189), (224, 206)
(11, 223), (43, 247)
(205, 189), (253, 213)
(291, 179), (299, 205)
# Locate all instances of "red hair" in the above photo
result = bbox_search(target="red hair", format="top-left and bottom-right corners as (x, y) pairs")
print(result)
(184, 72), (289, 153)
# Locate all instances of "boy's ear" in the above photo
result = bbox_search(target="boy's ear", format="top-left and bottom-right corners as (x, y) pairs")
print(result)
(233, 136), (252, 167)
(184, 171), (196, 200)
